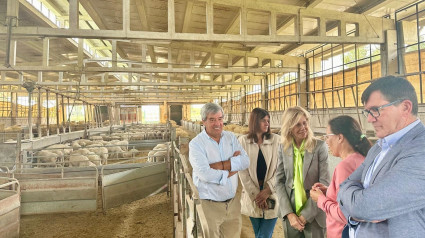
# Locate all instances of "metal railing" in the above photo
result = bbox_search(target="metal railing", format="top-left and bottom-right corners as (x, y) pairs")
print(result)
(172, 141), (209, 238)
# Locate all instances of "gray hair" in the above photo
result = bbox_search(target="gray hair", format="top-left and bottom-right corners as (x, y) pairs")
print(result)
(201, 103), (224, 121)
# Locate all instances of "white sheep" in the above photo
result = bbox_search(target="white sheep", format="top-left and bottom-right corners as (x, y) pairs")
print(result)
(71, 141), (82, 150)
(86, 152), (102, 166)
(107, 145), (124, 158)
(35, 150), (59, 167)
(114, 140), (129, 151)
(71, 148), (91, 156)
(122, 148), (139, 158)
(46, 144), (73, 156)
(90, 136), (103, 141)
(68, 154), (96, 167)
(87, 146), (109, 165)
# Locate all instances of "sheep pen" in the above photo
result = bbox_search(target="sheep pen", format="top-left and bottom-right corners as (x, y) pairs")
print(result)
(20, 192), (173, 238)
(19, 192), (284, 238)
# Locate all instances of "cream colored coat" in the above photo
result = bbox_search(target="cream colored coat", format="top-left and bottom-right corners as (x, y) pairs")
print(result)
(238, 133), (281, 219)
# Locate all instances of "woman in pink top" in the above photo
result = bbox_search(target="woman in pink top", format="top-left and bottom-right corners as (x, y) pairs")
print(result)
(310, 115), (372, 238)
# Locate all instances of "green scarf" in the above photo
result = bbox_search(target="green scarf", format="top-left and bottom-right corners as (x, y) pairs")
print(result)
(293, 139), (307, 216)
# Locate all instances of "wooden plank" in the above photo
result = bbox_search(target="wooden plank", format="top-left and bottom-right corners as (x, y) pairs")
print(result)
(21, 200), (96, 215)
(21, 188), (97, 202)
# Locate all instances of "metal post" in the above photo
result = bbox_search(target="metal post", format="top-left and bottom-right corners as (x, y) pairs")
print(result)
(61, 95), (65, 133)
(46, 90), (50, 136)
(56, 93), (60, 134)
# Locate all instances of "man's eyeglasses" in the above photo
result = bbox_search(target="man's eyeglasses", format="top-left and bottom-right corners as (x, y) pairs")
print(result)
(321, 134), (335, 140)
(362, 99), (404, 119)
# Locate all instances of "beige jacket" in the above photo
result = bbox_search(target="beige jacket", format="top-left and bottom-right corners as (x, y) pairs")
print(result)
(238, 133), (281, 219)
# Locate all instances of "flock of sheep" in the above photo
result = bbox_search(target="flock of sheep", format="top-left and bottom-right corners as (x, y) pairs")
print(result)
(32, 130), (171, 168)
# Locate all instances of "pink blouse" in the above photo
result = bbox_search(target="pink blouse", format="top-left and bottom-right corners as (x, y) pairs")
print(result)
(317, 152), (365, 238)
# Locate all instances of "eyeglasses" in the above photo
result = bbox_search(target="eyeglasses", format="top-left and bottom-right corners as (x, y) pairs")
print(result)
(362, 99), (404, 119)
(321, 134), (335, 140)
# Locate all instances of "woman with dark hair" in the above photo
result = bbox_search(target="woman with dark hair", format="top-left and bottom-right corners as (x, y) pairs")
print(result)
(238, 108), (281, 238)
(310, 115), (372, 238)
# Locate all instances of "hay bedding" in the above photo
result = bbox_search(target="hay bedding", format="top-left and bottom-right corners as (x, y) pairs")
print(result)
(20, 192), (173, 238)
(20, 182), (283, 238)
(19, 191), (284, 238)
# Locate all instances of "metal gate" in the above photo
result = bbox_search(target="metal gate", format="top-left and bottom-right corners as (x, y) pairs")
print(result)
(101, 162), (167, 209)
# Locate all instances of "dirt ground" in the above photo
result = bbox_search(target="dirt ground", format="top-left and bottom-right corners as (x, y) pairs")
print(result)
(20, 192), (173, 238)
(20, 191), (284, 238)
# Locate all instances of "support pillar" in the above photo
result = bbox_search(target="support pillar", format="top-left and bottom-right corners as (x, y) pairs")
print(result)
(382, 30), (398, 76)
(299, 63), (308, 109)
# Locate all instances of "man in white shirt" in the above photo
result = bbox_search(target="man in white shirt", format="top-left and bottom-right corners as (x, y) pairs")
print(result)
(189, 103), (250, 238)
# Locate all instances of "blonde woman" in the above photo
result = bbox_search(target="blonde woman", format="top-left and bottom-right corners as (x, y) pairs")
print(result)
(275, 106), (330, 238)
(238, 108), (280, 238)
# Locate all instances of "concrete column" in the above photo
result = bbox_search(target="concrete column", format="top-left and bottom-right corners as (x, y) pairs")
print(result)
(69, 0), (79, 30)
(261, 77), (267, 109)
(168, 0), (175, 34)
(123, 0), (130, 32)
(206, 0), (213, 35)
(381, 30), (398, 77)
(241, 87), (247, 125)
(11, 92), (16, 126)
(228, 92), (232, 124)
(78, 38), (84, 68)
(299, 64), (308, 109)
(5, 0), (18, 68)
(112, 40), (117, 68)
(396, 21), (407, 76)
(43, 37), (50, 67)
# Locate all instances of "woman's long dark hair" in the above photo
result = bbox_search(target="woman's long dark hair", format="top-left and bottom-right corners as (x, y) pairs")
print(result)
(328, 115), (372, 156)
(247, 108), (271, 143)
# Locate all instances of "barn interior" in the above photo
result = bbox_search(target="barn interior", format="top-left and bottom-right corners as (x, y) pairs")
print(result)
(1, 0), (425, 237)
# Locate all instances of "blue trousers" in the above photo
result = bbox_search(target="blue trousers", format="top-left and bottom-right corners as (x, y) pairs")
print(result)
(249, 217), (278, 238)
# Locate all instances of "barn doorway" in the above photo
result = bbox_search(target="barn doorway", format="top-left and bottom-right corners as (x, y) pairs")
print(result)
(169, 105), (183, 125)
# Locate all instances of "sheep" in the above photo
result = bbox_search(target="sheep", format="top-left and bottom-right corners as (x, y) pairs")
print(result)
(147, 150), (156, 162)
(71, 148), (91, 156)
(112, 140), (128, 152)
(34, 150), (59, 167)
(46, 144), (73, 156)
(90, 136), (103, 141)
(107, 145), (125, 159)
(71, 141), (82, 150)
(122, 148), (140, 158)
(87, 146), (109, 165)
(148, 143), (169, 162)
(68, 154), (96, 167)
(86, 152), (102, 166)
(152, 150), (167, 162)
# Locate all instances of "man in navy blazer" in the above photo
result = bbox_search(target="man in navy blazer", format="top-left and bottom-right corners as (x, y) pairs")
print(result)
(337, 75), (425, 238)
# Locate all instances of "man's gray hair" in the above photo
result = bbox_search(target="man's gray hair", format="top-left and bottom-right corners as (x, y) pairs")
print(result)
(201, 103), (224, 121)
